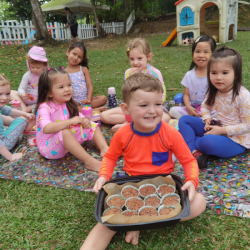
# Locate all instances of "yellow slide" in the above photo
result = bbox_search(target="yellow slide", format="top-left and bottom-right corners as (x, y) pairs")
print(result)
(162, 27), (177, 47)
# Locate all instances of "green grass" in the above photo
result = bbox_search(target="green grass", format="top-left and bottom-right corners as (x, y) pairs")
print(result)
(1, 32), (250, 249)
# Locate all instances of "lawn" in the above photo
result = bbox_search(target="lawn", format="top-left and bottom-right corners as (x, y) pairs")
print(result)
(0, 32), (250, 249)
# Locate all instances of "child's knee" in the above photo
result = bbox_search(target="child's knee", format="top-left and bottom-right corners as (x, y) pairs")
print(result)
(100, 112), (108, 123)
(191, 192), (206, 216)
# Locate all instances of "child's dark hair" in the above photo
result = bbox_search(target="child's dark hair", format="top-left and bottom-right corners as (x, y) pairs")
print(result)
(68, 42), (88, 68)
(35, 67), (78, 118)
(189, 35), (216, 70)
(205, 46), (242, 106)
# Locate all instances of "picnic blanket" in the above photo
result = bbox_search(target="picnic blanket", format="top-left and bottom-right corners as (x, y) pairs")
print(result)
(0, 123), (250, 218)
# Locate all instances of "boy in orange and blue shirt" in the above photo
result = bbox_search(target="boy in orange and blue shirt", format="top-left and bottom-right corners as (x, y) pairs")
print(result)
(81, 73), (206, 250)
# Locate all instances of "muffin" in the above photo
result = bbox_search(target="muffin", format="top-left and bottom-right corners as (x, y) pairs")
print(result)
(107, 194), (125, 208)
(121, 185), (139, 199)
(157, 184), (175, 197)
(158, 205), (175, 215)
(139, 184), (156, 198)
(138, 206), (158, 216)
(103, 207), (122, 216)
(122, 210), (138, 217)
(144, 194), (161, 209)
(125, 197), (144, 211)
(161, 194), (180, 206)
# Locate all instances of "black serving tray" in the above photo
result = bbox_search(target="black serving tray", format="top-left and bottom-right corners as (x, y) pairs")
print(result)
(95, 174), (191, 232)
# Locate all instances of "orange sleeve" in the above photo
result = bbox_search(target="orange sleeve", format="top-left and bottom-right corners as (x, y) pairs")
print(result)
(169, 126), (199, 189)
(99, 128), (124, 181)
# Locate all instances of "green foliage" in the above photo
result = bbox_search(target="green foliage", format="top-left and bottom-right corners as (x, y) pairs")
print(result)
(3, 0), (67, 23)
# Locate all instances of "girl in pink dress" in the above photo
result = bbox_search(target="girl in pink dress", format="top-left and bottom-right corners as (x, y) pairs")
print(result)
(35, 67), (108, 172)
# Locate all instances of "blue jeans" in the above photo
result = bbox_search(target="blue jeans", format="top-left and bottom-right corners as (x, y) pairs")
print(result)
(179, 115), (246, 158)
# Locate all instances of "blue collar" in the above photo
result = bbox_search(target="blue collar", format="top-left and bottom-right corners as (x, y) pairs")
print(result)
(130, 121), (161, 136)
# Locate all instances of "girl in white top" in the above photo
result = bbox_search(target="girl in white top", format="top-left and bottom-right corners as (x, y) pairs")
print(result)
(179, 46), (250, 169)
(170, 35), (216, 119)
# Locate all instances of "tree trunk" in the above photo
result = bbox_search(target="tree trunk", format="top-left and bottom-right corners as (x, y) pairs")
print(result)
(92, 3), (106, 38)
(30, 0), (56, 44)
(32, 10), (43, 40)
(123, 0), (128, 34)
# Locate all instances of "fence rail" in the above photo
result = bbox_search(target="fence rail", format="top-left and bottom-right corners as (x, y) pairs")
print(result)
(0, 11), (135, 45)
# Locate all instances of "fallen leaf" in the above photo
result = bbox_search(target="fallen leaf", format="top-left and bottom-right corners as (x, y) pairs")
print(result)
(165, 67), (168, 69)
(167, 88), (178, 91)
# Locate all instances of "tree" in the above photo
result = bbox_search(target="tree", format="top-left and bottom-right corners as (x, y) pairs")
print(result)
(91, 1), (106, 38)
(30, 0), (55, 43)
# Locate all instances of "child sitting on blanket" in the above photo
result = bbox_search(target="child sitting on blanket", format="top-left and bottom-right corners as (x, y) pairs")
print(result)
(169, 35), (216, 119)
(100, 38), (171, 132)
(179, 46), (250, 169)
(65, 42), (107, 113)
(35, 67), (109, 172)
(0, 74), (35, 161)
(80, 73), (206, 249)
(10, 46), (49, 113)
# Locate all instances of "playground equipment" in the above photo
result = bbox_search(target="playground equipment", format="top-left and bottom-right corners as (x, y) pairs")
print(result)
(162, 0), (242, 46)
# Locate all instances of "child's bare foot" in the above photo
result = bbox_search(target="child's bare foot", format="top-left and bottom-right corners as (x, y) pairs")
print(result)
(111, 122), (129, 133)
(84, 157), (101, 172)
(125, 231), (140, 245)
(93, 106), (107, 113)
(100, 146), (109, 157)
(24, 119), (36, 133)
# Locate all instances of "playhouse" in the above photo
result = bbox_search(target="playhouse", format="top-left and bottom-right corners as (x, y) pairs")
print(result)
(162, 0), (239, 46)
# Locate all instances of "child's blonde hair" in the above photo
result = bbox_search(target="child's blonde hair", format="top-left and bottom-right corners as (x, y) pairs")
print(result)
(26, 55), (48, 67)
(122, 73), (163, 104)
(126, 38), (152, 58)
(0, 74), (11, 86)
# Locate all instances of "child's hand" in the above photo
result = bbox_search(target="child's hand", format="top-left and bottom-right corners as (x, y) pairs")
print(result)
(204, 125), (222, 135)
(129, 67), (140, 75)
(11, 153), (23, 161)
(21, 93), (29, 101)
(70, 116), (84, 126)
(204, 118), (212, 131)
(81, 117), (91, 129)
(80, 99), (91, 104)
(93, 177), (108, 194)
(181, 181), (196, 201)
(186, 106), (199, 117)
(25, 113), (35, 120)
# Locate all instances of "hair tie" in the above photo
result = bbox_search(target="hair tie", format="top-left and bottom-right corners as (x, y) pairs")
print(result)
(62, 67), (65, 69)
(195, 36), (202, 43)
(48, 68), (51, 71)
(127, 48), (130, 52)
(2, 73), (4, 75)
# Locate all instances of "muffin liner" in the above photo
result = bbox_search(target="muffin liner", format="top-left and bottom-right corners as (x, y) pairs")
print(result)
(138, 206), (158, 216)
(144, 194), (161, 209)
(121, 185), (139, 199)
(161, 193), (180, 207)
(158, 205), (176, 216)
(122, 210), (139, 217)
(139, 184), (157, 198)
(106, 194), (126, 209)
(125, 197), (145, 211)
(103, 206), (122, 216)
(156, 184), (176, 197)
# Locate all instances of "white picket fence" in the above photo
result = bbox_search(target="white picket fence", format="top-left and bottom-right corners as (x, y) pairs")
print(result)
(0, 10), (135, 45)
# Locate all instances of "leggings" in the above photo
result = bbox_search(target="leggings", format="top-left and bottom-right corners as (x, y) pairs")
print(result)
(179, 115), (246, 158)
